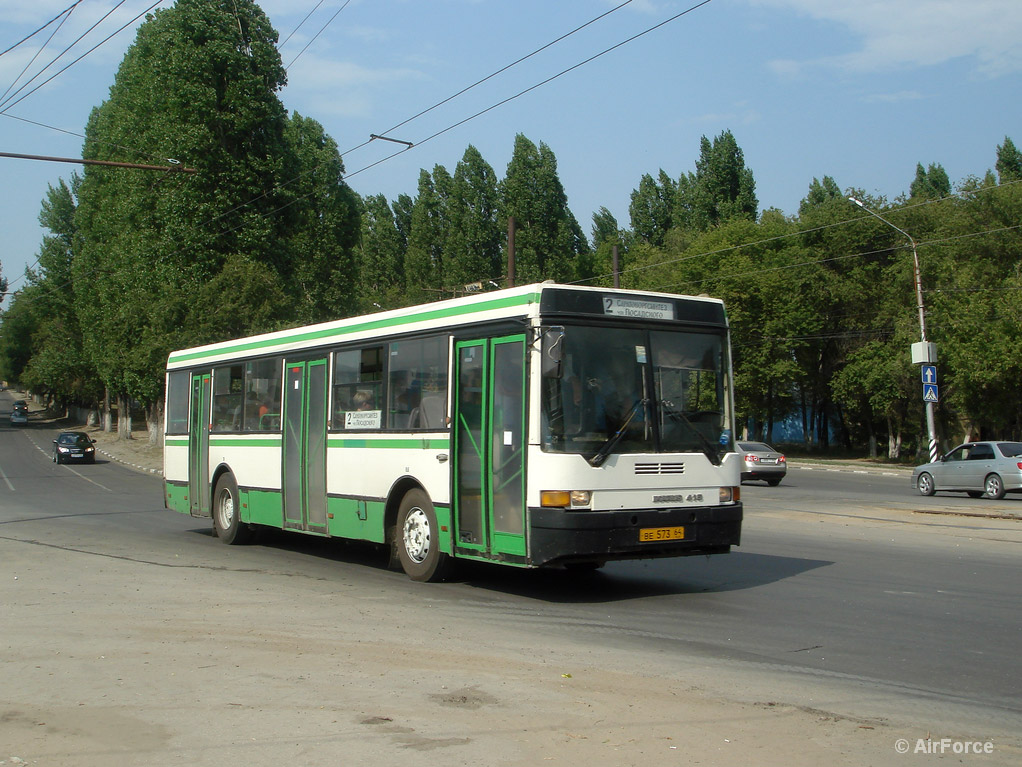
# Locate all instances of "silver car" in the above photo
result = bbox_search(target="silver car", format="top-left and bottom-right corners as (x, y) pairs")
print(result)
(912, 441), (1022, 500)
(735, 441), (787, 486)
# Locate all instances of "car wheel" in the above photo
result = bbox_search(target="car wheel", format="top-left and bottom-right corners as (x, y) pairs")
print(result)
(984, 473), (1005, 500)
(212, 472), (252, 544)
(396, 488), (451, 582)
(766, 477), (782, 487)
(916, 472), (935, 496)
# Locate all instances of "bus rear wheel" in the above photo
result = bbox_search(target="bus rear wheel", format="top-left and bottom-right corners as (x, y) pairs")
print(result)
(397, 489), (451, 582)
(213, 472), (252, 545)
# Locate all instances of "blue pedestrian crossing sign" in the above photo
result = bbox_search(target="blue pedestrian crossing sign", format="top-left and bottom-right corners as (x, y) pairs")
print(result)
(923, 383), (939, 403)
(921, 365), (937, 385)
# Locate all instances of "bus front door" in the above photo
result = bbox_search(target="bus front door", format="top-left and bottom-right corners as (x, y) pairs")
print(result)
(282, 359), (328, 534)
(453, 336), (526, 560)
(188, 372), (211, 517)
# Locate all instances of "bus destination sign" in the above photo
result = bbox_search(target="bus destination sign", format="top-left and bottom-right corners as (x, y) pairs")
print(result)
(603, 297), (675, 321)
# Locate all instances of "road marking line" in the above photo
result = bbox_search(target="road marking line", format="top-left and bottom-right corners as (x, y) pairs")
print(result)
(62, 465), (114, 493)
(0, 464), (14, 491)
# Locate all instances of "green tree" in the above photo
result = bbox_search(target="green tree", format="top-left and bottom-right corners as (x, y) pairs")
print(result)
(995, 136), (1022, 182)
(798, 176), (843, 216)
(499, 134), (588, 284)
(674, 130), (758, 231)
(909, 162), (951, 199)
(357, 194), (404, 310)
(628, 170), (676, 246)
(404, 168), (449, 302)
(23, 178), (100, 408)
(444, 145), (502, 289)
(74, 0), (295, 436)
(278, 112), (361, 324)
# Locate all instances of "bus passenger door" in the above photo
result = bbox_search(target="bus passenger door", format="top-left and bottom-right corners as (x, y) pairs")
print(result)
(453, 336), (527, 560)
(188, 372), (211, 517)
(282, 359), (329, 534)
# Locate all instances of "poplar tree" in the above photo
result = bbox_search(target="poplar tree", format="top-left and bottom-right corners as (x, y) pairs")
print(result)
(499, 134), (587, 283)
(444, 145), (501, 289)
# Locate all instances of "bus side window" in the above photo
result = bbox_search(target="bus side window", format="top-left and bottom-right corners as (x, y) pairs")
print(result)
(166, 370), (190, 435)
(244, 357), (282, 432)
(389, 335), (448, 431)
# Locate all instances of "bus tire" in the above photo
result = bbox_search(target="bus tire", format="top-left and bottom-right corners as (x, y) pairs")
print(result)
(213, 472), (251, 545)
(397, 489), (451, 582)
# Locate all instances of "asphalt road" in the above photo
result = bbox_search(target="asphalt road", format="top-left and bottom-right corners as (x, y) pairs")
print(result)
(2, 408), (1020, 764)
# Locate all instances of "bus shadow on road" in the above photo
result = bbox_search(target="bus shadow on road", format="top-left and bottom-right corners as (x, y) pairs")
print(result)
(188, 527), (831, 603)
(449, 550), (833, 603)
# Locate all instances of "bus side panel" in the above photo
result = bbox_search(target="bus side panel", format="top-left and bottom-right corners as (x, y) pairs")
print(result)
(164, 441), (189, 494)
(244, 489), (284, 527)
(208, 439), (283, 526)
(165, 481), (190, 513)
(326, 497), (386, 543)
(326, 437), (451, 541)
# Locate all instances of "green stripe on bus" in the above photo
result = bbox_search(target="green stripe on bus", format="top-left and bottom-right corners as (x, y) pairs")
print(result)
(209, 437), (284, 447)
(327, 438), (450, 449)
(172, 437), (447, 448)
(168, 291), (538, 364)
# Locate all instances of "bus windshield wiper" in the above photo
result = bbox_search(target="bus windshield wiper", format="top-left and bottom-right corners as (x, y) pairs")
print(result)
(661, 402), (722, 466)
(587, 399), (645, 467)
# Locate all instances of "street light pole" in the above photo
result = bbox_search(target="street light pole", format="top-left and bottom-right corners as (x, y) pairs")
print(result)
(849, 197), (938, 462)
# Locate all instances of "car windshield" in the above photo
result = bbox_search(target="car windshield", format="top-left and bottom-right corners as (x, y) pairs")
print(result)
(738, 442), (773, 452)
(58, 434), (89, 446)
(541, 324), (732, 461)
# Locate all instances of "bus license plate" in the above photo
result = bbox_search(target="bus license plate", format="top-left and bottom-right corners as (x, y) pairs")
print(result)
(639, 526), (686, 543)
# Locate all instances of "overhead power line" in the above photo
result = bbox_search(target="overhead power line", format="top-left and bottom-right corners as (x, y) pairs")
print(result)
(0, 1), (164, 115)
(345, 0), (638, 157)
(284, 0), (352, 70)
(0, 2), (77, 107)
(344, 0), (714, 168)
(0, 2), (82, 57)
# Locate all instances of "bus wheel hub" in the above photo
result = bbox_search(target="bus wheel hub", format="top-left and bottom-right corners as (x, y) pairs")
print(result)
(403, 507), (430, 563)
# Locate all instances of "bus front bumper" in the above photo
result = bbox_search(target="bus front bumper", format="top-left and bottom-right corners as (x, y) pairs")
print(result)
(528, 503), (743, 567)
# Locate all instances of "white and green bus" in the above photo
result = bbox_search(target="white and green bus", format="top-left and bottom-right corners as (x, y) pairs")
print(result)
(164, 283), (743, 580)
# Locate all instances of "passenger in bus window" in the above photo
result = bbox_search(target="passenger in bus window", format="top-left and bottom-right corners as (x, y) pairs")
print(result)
(353, 389), (375, 411)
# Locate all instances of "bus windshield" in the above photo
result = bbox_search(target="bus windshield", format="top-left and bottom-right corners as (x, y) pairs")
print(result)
(542, 325), (732, 461)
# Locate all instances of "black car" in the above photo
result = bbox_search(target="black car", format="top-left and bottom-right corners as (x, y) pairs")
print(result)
(53, 432), (97, 464)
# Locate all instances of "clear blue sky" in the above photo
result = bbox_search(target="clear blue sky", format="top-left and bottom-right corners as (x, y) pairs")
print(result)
(1, 0), (1020, 307)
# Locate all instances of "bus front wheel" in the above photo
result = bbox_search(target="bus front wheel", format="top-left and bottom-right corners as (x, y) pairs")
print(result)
(396, 489), (451, 582)
(213, 473), (252, 545)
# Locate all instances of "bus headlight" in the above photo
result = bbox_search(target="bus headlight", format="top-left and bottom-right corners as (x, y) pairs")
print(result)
(570, 490), (591, 507)
(719, 486), (739, 503)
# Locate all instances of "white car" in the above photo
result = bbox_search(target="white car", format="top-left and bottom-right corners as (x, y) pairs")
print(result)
(912, 441), (1022, 500)
(10, 410), (27, 425)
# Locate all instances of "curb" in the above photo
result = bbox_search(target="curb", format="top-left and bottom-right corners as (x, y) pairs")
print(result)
(95, 446), (164, 476)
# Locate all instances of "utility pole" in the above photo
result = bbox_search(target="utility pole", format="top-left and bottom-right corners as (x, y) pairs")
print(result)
(849, 197), (938, 462)
(0, 151), (196, 173)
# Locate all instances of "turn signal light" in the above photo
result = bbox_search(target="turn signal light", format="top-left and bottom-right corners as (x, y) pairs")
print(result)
(541, 491), (571, 507)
